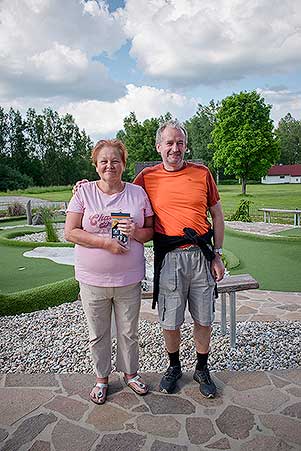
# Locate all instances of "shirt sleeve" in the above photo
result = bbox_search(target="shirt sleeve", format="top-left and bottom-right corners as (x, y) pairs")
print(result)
(66, 188), (85, 213)
(143, 189), (153, 217)
(133, 170), (145, 189)
(206, 169), (220, 207)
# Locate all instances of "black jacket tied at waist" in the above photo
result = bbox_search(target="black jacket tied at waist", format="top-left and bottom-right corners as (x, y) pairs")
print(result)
(152, 228), (217, 309)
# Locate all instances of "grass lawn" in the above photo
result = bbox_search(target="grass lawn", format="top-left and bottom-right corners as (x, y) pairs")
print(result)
(0, 243), (74, 294)
(272, 228), (301, 237)
(218, 183), (301, 220)
(224, 229), (301, 292)
(1, 183), (301, 220)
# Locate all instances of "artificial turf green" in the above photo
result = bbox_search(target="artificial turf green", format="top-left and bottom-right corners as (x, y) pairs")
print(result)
(0, 216), (27, 226)
(224, 228), (301, 292)
(0, 243), (74, 294)
(0, 278), (79, 316)
(272, 228), (301, 237)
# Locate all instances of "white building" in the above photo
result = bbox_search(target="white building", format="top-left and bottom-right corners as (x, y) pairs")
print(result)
(262, 164), (301, 184)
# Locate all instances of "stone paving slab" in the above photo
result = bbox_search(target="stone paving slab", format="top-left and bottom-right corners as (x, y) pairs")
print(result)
(140, 289), (301, 324)
(0, 370), (300, 450)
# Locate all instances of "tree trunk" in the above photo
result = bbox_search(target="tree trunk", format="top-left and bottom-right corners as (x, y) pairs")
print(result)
(241, 178), (247, 195)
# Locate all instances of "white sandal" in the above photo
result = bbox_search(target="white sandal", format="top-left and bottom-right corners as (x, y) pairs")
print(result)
(124, 374), (148, 395)
(90, 382), (108, 405)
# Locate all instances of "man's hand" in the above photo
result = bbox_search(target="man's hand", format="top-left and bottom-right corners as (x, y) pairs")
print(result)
(72, 179), (89, 195)
(117, 219), (137, 238)
(103, 238), (129, 254)
(211, 255), (225, 282)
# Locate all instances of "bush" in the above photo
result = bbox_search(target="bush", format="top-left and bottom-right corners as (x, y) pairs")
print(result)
(0, 162), (33, 191)
(7, 201), (26, 217)
(39, 207), (59, 242)
(229, 199), (253, 222)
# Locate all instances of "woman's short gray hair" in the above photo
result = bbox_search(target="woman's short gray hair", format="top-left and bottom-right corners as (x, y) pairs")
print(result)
(155, 119), (188, 145)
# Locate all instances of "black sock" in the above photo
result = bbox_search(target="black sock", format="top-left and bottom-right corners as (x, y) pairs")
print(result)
(196, 352), (209, 371)
(168, 350), (180, 367)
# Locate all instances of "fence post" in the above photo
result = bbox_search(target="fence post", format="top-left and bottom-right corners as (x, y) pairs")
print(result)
(26, 200), (32, 225)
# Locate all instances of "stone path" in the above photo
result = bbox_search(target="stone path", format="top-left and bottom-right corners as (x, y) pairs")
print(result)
(141, 289), (301, 323)
(224, 220), (295, 236)
(0, 370), (300, 450)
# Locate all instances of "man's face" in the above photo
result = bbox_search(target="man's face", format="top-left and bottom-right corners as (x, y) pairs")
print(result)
(156, 127), (186, 171)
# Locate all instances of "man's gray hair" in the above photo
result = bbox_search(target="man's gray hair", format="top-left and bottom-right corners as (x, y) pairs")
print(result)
(155, 119), (188, 145)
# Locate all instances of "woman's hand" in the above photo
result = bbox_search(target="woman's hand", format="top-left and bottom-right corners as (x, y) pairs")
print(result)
(72, 179), (89, 195)
(117, 219), (137, 238)
(104, 238), (129, 254)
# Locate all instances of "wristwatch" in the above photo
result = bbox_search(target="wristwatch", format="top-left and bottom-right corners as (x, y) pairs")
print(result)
(214, 247), (223, 256)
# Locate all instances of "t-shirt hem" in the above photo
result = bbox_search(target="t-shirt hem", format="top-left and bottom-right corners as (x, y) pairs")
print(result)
(75, 273), (144, 288)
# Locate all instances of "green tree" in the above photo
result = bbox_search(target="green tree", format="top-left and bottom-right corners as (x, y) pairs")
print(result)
(24, 108), (44, 185)
(116, 112), (171, 180)
(0, 105), (94, 189)
(276, 113), (301, 164)
(6, 108), (32, 177)
(185, 100), (219, 168)
(0, 106), (8, 157)
(212, 91), (280, 194)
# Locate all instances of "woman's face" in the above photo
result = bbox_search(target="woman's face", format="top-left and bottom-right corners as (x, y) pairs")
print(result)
(96, 146), (125, 183)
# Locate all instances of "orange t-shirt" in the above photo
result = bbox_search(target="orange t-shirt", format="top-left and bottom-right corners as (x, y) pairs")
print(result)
(134, 162), (220, 236)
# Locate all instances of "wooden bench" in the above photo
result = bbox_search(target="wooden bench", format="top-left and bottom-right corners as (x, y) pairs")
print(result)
(217, 274), (259, 348)
(258, 207), (301, 226)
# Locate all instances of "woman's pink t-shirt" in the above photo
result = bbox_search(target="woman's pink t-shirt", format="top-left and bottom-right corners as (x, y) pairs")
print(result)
(67, 181), (153, 287)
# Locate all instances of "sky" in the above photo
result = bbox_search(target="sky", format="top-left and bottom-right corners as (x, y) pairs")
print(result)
(0, 0), (300, 141)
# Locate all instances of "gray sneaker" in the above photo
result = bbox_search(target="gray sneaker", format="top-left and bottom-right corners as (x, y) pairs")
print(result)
(159, 365), (182, 394)
(193, 365), (216, 398)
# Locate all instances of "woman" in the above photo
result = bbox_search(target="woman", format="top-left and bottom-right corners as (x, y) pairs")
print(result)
(65, 139), (153, 405)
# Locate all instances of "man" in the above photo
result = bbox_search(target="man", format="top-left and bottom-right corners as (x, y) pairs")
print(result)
(134, 119), (225, 398)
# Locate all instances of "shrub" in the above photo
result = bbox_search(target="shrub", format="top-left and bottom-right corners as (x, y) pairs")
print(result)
(39, 207), (59, 242)
(0, 163), (33, 191)
(7, 201), (26, 217)
(229, 199), (253, 222)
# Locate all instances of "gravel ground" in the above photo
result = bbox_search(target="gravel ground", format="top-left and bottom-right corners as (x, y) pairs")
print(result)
(4, 221), (300, 375)
(1, 301), (300, 374)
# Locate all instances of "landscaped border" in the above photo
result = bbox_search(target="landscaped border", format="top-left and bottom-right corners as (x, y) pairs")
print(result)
(0, 226), (77, 316)
(0, 228), (74, 248)
(0, 278), (79, 316)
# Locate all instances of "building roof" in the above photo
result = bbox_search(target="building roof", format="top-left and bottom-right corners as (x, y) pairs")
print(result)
(268, 164), (301, 176)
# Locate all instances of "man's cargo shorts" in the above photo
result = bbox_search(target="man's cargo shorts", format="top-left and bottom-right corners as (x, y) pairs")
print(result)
(157, 246), (216, 330)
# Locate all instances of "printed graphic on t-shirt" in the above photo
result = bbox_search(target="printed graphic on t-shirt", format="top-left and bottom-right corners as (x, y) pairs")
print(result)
(89, 213), (111, 234)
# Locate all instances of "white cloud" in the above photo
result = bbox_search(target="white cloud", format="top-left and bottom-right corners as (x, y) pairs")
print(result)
(59, 84), (197, 139)
(30, 43), (89, 83)
(0, 0), (126, 101)
(120, 0), (301, 87)
(257, 87), (301, 126)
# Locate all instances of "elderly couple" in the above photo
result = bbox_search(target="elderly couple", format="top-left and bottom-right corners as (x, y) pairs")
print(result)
(65, 119), (225, 405)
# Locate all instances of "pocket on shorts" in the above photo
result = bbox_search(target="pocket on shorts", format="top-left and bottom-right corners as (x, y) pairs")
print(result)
(204, 259), (216, 287)
(158, 294), (166, 321)
(159, 254), (177, 292)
